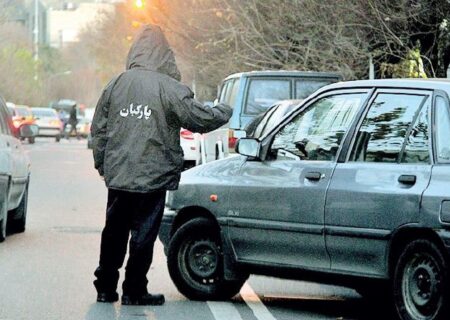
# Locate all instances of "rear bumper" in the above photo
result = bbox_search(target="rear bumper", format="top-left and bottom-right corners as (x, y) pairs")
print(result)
(158, 208), (176, 254)
(38, 127), (61, 137)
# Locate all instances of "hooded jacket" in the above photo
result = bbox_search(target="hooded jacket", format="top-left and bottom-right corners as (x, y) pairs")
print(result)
(91, 25), (232, 192)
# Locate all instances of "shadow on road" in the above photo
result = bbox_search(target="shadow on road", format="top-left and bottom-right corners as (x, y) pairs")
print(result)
(260, 295), (396, 320)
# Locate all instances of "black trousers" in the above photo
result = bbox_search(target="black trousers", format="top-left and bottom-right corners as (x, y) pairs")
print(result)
(94, 189), (166, 296)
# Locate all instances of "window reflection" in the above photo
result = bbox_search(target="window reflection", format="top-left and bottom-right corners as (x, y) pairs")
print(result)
(402, 104), (429, 163)
(436, 96), (450, 162)
(245, 80), (290, 115)
(350, 94), (426, 163)
(271, 93), (366, 161)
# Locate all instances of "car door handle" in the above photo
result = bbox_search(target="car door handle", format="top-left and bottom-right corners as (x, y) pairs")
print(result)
(398, 175), (416, 185)
(305, 172), (322, 181)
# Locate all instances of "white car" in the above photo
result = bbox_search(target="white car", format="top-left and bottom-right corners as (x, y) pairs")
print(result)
(180, 128), (201, 170)
(0, 97), (35, 241)
(32, 107), (63, 141)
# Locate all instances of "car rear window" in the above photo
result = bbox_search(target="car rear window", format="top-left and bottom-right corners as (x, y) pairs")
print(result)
(16, 107), (32, 117)
(33, 109), (57, 117)
(295, 80), (333, 99)
(244, 79), (290, 115)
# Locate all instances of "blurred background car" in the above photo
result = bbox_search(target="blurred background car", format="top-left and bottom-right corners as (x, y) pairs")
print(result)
(6, 102), (36, 144)
(0, 96), (36, 241)
(180, 128), (201, 170)
(31, 107), (63, 142)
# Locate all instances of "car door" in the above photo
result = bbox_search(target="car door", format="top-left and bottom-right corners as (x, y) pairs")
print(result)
(0, 102), (11, 199)
(0, 101), (28, 209)
(226, 90), (370, 269)
(325, 89), (433, 277)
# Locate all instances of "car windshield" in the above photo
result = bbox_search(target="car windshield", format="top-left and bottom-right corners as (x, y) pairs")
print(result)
(15, 107), (32, 117)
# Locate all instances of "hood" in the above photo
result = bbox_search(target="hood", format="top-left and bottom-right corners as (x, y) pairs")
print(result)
(126, 25), (181, 81)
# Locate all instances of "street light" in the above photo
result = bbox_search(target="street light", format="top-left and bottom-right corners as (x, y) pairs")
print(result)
(135, 0), (144, 9)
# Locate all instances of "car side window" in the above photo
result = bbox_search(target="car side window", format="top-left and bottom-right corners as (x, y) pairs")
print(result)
(401, 102), (430, 164)
(435, 96), (450, 162)
(349, 93), (427, 163)
(270, 93), (366, 161)
(219, 80), (232, 103)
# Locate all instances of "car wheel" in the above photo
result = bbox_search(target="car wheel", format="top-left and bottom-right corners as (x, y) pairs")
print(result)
(167, 217), (245, 300)
(7, 183), (28, 234)
(55, 136), (60, 142)
(393, 239), (449, 320)
(28, 137), (35, 144)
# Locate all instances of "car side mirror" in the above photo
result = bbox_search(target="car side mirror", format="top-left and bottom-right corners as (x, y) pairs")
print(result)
(19, 124), (38, 138)
(236, 138), (261, 159)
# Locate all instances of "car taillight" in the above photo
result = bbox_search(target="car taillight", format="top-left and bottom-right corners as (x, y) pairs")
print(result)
(13, 119), (21, 128)
(180, 129), (194, 140)
(50, 120), (61, 126)
(228, 129), (238, 149)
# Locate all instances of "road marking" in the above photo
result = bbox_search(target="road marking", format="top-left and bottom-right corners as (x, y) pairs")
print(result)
(207, 301), (244, 320)
(207, 283), (278, 320)
(240, 283), (277, 320)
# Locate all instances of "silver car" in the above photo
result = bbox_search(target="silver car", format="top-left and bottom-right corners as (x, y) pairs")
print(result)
(160, 79), (450, 320)
(32, 107), (63, 141)
(0, 97), (34, 241)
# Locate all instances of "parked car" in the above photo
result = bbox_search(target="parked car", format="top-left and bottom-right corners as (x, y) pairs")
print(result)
(180, 128), (201, 170)
(0, 96), (36, 241)
(159, 79), (450, 320)
(198, 71), (341, 163)
(6, 103), (36, 144)
(31, 107), (63, 142)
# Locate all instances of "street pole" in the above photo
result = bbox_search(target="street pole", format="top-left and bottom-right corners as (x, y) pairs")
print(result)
(369, 55), (375, 80)
(33, 0), (39, 81)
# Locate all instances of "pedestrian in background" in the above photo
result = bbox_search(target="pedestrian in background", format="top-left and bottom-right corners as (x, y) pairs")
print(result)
(91, 25), (232, 306)
(66, 104), (80, 139)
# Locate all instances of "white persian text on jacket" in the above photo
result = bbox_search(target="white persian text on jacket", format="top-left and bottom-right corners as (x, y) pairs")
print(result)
(120, 103), (152, 120)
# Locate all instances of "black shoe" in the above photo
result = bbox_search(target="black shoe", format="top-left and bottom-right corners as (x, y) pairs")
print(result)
(121, 293), (165, 306)
(97, 292), (119, 303)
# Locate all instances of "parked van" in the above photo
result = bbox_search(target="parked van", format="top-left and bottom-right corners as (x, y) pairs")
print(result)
(199, 70), (342, 163)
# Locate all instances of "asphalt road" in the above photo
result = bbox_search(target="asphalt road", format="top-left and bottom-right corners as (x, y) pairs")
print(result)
(0, 139), (391, 320)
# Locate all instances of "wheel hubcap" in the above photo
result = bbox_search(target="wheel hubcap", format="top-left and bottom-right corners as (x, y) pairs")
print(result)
(403, 254), (442, 318)
(187, 240), (219, 278)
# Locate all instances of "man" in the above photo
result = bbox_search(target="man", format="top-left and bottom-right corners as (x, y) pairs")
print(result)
(90, 25), (232, 306)
(66, 104), (80, 139)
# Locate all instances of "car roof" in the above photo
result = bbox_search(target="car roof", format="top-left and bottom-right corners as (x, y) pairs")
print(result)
(322, 78), (450, 94)
(223, 70), (342, 81)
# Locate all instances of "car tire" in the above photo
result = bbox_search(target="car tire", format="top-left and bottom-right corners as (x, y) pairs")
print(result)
(55, 135), (61, 142)
(167, 217), (245, 300)
(7, 183), (28, 234)
(393, 239), (450, 320)
(28, 137), (35, 144)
